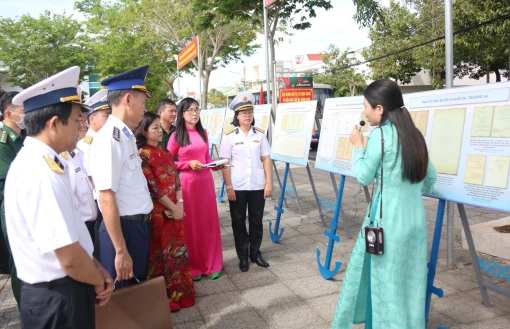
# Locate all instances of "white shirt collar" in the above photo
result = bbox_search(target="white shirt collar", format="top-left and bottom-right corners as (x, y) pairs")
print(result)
(86, 128), (96, 137)
(24, 137), (60, 158)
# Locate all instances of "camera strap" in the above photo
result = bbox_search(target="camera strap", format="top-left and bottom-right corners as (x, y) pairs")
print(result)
(366, 127), (384, 227)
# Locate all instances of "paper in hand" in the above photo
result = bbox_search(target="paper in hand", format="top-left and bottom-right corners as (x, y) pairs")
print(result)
(203, 159), (229, 168)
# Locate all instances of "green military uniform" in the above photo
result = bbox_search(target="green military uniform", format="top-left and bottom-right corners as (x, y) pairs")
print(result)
(0, 124), (24, 307)
(157, 125), (175, 149)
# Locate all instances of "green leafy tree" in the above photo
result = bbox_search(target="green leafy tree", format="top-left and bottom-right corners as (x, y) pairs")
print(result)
(314, 45), (367, 97)
(362, 1), (422, 84)
(207, 89), (227, 108)
(141, 0), (258, 107)
(0, 11), (92, 88)
(410, 0), (447, 89)
(363, 0), (509, 88)
(75, 0), (180, 108)
(453, 0), (509, 82)
(192, 0), (381, 104)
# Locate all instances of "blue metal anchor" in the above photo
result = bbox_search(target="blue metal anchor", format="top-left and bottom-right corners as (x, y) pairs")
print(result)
(317, 175), (346, 279)
(425, 199), (446, 328)
(217, 178), (226, 202)
(269, 162), (289, 243)
(209, 145), (215, 159)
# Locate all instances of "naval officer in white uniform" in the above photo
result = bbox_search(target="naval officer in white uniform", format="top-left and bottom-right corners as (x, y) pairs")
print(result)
(5, 66), (112, 329)
(90, 65), (153, 288)
(77, 89), (111, 260)
(219, 92), (272, 272)
(60, 111), (97, 241)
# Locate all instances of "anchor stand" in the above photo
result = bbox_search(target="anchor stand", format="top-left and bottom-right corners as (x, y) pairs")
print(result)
(269, 162), (290, 243)
(316, 175), (346, 279)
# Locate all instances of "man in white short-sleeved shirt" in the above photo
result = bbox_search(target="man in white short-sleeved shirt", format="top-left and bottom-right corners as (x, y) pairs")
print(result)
(77, 89), (111, 260)
(5, 66), (112, 329)
(60, 115), (97, 240)
(90, 65), (153, 288)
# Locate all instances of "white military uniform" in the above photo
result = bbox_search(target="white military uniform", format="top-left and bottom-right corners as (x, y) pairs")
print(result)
(219, 126), (270, 191)
(59, 149), (97, 223)
(4, 137), (93, 284)
(77, 128), (96, 179)
(90, 115), (153, 216)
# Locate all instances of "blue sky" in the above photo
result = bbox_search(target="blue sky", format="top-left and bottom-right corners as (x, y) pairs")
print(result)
(0, 0), (376, 96)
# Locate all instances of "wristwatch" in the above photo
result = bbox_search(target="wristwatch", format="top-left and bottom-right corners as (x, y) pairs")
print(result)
(177, 198), (184, 203)
(226, 185), (233, 190)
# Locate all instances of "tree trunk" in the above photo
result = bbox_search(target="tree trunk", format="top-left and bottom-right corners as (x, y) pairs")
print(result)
(269, 34), (277, 110)
(154, 73), (177, 99)
(203, 69), (211, 108)
(491, 64), (501, 82)
(486, 65), (490, 83)
(268, 5), (280, 114)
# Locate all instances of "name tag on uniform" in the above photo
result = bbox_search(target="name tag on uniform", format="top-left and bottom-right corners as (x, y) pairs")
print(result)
(130, 154), (136, 159)
(234, 142), (244, 145)
(253, 140), (260, 143)
(75, 167), (81, 173)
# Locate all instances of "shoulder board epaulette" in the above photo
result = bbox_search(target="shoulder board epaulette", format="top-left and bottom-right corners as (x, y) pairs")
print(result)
(254, 127), (265, 134)
(225, 127), (236, 135)
(60, 152), (69, 161)
(0, 131), (7, 144)
(43, 156), (65, 174)
(112, 127), (120, 141)
(84, 135), (93, 144)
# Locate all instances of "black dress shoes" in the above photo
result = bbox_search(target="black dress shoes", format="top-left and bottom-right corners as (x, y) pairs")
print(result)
(251, 256), (269, 268)
(239, 259), (249, 272)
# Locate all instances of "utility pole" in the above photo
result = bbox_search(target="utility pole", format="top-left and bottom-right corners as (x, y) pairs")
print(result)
(445, 0), (456, 270)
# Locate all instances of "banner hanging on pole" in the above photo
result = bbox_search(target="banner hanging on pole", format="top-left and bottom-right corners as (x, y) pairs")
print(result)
(265, 0), (277, 8)
(177, 37), (199, 70)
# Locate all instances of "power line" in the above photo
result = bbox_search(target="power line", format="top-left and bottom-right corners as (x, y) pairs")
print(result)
(347, 0), (471, 56)
(338, 12), (510, 70)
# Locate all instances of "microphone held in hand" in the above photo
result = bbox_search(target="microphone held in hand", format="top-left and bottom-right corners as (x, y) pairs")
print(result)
(358, 120), (366, 132)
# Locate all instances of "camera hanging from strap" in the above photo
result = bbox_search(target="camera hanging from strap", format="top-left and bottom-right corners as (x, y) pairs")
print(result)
(365, 127), (385, 255)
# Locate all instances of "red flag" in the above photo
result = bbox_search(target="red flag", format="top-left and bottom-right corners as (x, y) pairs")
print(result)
(259, 84), (264, 104)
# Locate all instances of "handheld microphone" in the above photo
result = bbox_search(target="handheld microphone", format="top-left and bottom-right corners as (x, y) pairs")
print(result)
(358, 120), (366, 132)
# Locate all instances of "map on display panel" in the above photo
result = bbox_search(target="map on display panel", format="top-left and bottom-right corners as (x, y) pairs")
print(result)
(221, 104), (272, 142)
(314, 82), (510, 212)
(200, 107), (227, 146)
(270, 100), (318, 166)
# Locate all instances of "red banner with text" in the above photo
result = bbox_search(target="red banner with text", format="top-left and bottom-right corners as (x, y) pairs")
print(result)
(279, 88), (314, 103)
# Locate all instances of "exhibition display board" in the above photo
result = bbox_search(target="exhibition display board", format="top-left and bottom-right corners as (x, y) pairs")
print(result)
(406, 84), (510, 212)
(315, 82), (510, 212)
(200, 107), (227, 146)
(270, 100), (318, 166)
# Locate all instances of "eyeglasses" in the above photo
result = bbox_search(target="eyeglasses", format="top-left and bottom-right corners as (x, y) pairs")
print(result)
(185, 108), (201, 114)
(239, 111), (254, 117)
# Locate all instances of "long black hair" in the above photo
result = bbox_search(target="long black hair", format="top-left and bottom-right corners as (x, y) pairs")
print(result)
(174, 97), (207, 147)
(134, 111), (159, 149)
(364, 79), (428, 183)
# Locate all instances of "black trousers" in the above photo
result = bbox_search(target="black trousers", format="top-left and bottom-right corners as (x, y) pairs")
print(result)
(228, 189), (265, 261)
(20, 276), (95, 329)
(93, 201), (103, 261)
(85, 221), (95, 242)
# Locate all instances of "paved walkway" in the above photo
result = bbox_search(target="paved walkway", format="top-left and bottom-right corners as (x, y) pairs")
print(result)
(1, 162), (509, 328)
